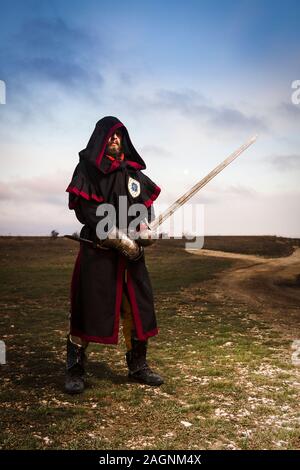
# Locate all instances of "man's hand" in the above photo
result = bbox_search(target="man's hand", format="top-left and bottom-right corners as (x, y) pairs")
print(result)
(101, 226), (144, 260)
(136, 223), (156, 247)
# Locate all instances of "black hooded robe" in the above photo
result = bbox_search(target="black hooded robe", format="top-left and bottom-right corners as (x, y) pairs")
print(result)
(66, 116), (161, 344)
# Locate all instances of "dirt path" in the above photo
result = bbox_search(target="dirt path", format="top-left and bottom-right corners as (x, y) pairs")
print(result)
(187, 247), (300, 336)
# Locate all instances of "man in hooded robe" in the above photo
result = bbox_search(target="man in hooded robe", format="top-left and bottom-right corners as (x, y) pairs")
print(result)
(65, 116), (164, 393)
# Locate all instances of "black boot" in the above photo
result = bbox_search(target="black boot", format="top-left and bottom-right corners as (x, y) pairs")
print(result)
(65, 335), (86, 394)
(126, 338), (164, 386)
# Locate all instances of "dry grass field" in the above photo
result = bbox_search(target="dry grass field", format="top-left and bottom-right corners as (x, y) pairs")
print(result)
(0, 236), (299, 450)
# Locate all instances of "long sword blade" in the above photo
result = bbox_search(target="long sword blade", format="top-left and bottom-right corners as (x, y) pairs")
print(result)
(149, 135), (258, 231)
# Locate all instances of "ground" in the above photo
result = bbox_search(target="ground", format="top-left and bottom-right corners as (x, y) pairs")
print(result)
(0, 236), (299, 450)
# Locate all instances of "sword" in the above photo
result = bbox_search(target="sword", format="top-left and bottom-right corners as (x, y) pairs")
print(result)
(65, 135), (258, 246)
(63, 234), (109, 249)
(149, 135), (258, 231)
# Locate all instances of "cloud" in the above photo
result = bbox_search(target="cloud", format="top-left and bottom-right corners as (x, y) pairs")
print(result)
(0, 199), (79, 236)
(155, 89), (211, 115)
(123, 88), (268, 136)
(1, 17), (104, 88)
(192, 183), (258, 204)
(0, 16), (109, 144)
(0, 171), (70, 205)
(22, 57), (90, 87)
(156, 180), (258, 210)
(210, 106), (265, 132)
(266, 154), (300, 171)
(204, 190), (300, 237)
(0, 170), (79, 235)
(0, 16), (105, 135)
(277, 102), (300, 119)
(140, 145), (172, 158)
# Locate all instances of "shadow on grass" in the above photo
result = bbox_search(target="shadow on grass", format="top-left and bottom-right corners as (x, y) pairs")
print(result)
(88, 360), (128, 385)
(5, 340), (130, 395)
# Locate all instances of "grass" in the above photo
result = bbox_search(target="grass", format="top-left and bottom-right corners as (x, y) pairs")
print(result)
(0, 236), (299, 450)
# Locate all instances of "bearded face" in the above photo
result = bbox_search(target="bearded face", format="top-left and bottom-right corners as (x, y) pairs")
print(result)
(106, 130), (123, 158)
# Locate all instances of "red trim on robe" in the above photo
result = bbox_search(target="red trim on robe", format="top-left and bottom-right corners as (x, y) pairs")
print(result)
(70, 247), (82, 314)
(66, 185), (104, 203)
(70, 255), (126, 345)
(126, 160), (144, 170)
(105, 153), (143, 172)
(106, 153), (125, 162)
(143, 184), (161, 207)
(126, 270), (159, 341)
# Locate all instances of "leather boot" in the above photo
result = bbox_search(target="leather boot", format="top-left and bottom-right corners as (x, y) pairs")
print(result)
(65, 335), (86, 394)
(126, 337), (164, 386)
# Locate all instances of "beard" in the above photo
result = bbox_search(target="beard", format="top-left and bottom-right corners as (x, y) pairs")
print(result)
(106, 144), (122, 159)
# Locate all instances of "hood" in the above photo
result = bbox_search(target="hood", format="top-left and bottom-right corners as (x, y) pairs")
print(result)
(78, 116), (146, 174)
(66, 116), (161, 211)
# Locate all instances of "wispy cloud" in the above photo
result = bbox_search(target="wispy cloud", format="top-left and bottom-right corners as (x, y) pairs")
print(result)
(277, 102), (300, 120)
(266, 154), (300, 171)
(1, 17), (104, 88)
(210, 107), (265, 132)
(0, 16), (106, 135)
(0, 171), (70, 205)
(140, 144), (172, 158)
(122, 88), (268, 136)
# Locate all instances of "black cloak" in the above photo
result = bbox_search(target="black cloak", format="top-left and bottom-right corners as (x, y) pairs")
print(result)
(66, 116), (161, 344)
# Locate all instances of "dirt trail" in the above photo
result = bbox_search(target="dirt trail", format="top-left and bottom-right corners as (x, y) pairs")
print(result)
(187, 247), (300, 335)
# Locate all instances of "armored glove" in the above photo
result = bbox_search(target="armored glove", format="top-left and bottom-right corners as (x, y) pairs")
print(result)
(135, 222), (157, 247)
(101, 226), (144, 261)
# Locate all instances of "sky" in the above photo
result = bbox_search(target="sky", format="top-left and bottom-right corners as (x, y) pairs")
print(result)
(0, 0), (299, 237)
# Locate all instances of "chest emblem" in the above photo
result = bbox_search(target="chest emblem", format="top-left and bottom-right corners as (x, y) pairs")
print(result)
(128, 177), (141, 198)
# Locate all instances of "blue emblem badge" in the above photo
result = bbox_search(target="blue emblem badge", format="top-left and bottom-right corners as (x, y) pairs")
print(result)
(128, 177), (141, 198)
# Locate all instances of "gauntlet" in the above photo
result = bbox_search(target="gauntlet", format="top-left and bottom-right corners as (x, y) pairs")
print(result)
(101, 226), (144, 261)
